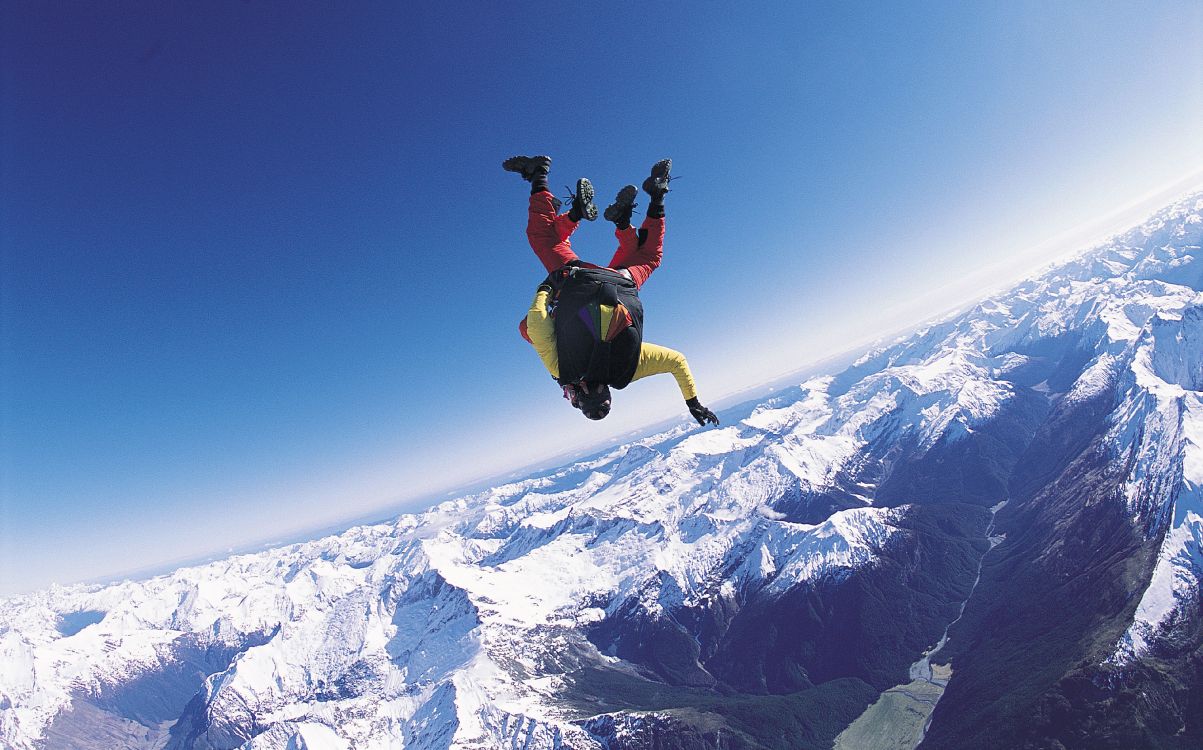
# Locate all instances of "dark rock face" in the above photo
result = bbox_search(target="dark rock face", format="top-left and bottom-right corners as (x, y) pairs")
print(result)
(571, 532), (986, 750)
(703, 503), (991, 694)
(40, 699), (170, 750)
(583, 713), (755, 750)
(874, 388), (1052, 509)
(768, 478), (868, 525)
(919, 384), (1198, 750)
(568, 669), (879, 750)
(42, 631), (271, 750)
(574, 416), (1019, 749)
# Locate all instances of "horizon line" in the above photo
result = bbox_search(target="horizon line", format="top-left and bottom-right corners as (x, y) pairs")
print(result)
(8, 173), (1203, 599)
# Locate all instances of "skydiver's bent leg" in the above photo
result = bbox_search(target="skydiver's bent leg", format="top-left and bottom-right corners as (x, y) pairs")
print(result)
(505, 155), (582, 274)
(607, 214), (664, 289)
(607, 160), (670, 288)
(526, 190), (581, 274)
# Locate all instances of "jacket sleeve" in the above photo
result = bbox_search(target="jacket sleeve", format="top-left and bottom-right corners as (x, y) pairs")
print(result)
(525, 288), (559, 379)
(632, 342), (698, 400)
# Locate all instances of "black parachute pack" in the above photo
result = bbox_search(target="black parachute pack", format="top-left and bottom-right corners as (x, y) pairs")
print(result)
(550, 265), (644, 389)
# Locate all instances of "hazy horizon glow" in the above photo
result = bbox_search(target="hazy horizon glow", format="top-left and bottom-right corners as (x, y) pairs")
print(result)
(3, 1), (1203, 594)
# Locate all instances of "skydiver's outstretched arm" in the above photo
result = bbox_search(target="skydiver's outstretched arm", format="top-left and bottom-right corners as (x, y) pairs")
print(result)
(630, 342), (719, 426)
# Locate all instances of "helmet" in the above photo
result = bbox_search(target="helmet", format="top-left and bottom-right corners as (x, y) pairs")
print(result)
(575, 382), (612, 420)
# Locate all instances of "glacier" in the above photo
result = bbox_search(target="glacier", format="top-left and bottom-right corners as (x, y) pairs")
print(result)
(2, 191), (1202, 748)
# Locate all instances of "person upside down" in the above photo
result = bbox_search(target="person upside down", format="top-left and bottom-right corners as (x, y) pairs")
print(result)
(503, 155), (719, 426)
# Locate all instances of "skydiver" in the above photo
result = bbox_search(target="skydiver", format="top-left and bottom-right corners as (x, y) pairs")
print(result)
(503, 155), (719, 426)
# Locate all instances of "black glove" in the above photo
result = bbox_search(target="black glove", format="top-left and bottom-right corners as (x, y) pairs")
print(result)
(686, 397), (719, 426)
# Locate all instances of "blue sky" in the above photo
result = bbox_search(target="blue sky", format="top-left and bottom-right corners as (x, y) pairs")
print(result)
(2, 1), (1202, 594)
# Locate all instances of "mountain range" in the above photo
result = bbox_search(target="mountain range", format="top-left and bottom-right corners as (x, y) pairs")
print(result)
(3, 191), (1202, 749)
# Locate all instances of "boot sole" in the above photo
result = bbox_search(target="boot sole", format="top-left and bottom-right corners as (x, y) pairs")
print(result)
(577, 178), (598, 221)
(643, 159), (672, 195)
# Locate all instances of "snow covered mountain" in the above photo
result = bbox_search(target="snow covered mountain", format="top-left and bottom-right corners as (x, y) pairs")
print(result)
(3, 192), (1202, 749)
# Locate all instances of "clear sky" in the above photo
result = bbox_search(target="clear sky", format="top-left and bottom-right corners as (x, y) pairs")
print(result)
(3, 1), (1202, 595)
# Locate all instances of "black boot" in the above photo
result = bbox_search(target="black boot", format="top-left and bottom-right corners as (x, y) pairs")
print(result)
(642, 158), (671, 218)
(566, 178), (598, 222)
(604, 184), (638, 229)
(503, 155), (552, 194)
